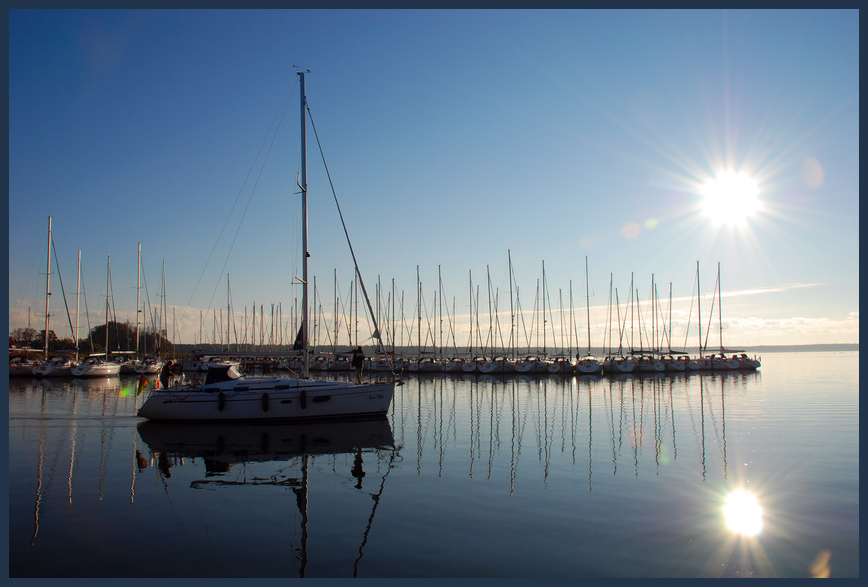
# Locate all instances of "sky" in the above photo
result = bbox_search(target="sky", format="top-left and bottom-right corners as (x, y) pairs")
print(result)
(7, 9), (859, 352)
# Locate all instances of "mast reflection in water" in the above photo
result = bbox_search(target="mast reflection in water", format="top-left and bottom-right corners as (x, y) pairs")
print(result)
(8, 352), (860, 577)
(137, 418), (396, 578)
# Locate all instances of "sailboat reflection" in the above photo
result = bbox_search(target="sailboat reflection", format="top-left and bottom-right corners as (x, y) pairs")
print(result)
(136, 417), (397, 577)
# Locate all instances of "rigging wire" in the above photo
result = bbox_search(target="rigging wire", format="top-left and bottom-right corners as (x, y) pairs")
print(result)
(50, 238), (76, 342)
(306, 104), (386, 354)
(179, 81), (298, 330)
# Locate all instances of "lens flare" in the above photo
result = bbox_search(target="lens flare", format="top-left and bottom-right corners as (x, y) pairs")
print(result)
(723, 489), (763, 536)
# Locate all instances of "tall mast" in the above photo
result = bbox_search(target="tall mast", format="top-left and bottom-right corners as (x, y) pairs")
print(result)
(298, 69), (310, 377)
(438, 265), (443, 357)
(467, 270), (473, 354)
(718, 261), (723, 354)
(629, 272), (634, 353)
(417, 266), (422, 354)
(668, 282), (673, 353)
(508, 250), (515, 360)
(105, 254), (111, 358)
(542, 261), (546, 357)
(570, 280), (576, 358)
(136, 243), (141, 357)
(334, 269), (338, 353)
(161, 260), (166, 356)
(75, 249), (81, 363)
(696, 261), (702, 356)
(486, 265), (493, 357)
(651, 274), (656, 352)
(585, 257), (591, 355)
(44, 216), (52, 360)
(227, 273), (231, 350)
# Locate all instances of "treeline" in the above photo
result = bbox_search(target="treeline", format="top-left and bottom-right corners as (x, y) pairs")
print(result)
(9, 321), (173, 356)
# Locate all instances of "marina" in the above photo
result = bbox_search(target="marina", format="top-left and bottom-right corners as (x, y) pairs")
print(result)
(7, 351), (859, 577)
(8, 10), (857, 580)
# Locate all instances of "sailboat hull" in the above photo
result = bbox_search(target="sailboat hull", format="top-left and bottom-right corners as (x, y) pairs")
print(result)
(138, 378), (395, 422)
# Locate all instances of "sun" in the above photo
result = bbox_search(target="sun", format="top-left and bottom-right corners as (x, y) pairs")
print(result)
(700, 171), (760, 227)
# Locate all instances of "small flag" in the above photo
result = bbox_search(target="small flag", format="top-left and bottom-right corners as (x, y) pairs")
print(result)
(137, 375), (148, 395)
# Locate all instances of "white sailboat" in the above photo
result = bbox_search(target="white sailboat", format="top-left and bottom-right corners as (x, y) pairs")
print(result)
(71, 255), (121, 377)
(134, 356), (164, 375)
(138, 70), (396, 422)
(701, 262), (747, 371)
(575, 258), (603, 375)
(70, 353), (122, 377)
(602, 276), (633, 375)
(32, 355), (77, 377)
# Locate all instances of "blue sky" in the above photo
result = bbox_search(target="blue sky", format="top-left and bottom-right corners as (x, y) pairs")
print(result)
(8, 10), (859, 351)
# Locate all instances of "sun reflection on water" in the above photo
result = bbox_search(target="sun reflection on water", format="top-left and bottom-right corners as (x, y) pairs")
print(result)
(723, 488), (763, 536)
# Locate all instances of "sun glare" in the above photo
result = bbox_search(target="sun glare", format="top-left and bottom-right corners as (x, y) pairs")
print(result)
(723, 489), (763, 536)
(700, 171), (760, 227)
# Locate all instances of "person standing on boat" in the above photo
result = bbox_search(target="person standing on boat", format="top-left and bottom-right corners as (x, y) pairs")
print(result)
(352, 346), (365, 384)
(159, 360), (173, 389)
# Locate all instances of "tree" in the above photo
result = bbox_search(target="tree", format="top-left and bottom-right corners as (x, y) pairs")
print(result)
(86, 321), (172, 355)
(31, 329), (59, 352)
(10, 327), (39, 348)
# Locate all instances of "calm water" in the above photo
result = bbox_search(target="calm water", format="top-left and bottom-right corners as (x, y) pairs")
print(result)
(7, 352), (859, 577)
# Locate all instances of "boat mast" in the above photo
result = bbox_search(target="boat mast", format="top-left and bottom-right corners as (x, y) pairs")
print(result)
(718, 261), (723, 355)
(334, 269), (338, 354)
(542, 261), (546, 358)
(467, 270), (473, 355)
(417, 265), (422, 356)
(227, 273), (230, 349)
(136, 243), (141, 358)
(508, 250), (515, 361)
(75, 249), (81, 363)
(105, 254), (111, 358)
(696, 261), (702, 357)
(161, 260), (166, 356)
(438, 265), (443, 358)
(299, 69), (310, 377)
(585, 257), (591, 356)
(651, 274), (656, 353)
(629, 272), (634, 354)
(44, 216), (52, 360)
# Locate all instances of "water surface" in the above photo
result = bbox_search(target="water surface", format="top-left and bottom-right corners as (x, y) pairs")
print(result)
(7, 352), (859, 577)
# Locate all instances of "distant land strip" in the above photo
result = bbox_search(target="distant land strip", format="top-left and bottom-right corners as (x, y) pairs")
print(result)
(745, 344), (858, 353)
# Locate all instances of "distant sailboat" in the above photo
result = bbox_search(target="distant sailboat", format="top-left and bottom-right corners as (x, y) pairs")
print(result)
(575, 257), (603, 375)
(71, 255), (121, 377)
